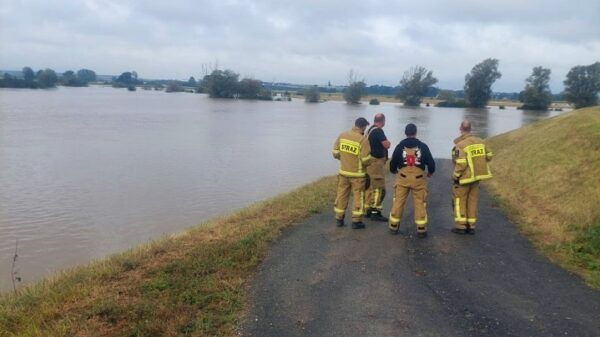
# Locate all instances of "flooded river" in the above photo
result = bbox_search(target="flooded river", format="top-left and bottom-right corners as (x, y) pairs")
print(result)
(0, 86), (562, 290)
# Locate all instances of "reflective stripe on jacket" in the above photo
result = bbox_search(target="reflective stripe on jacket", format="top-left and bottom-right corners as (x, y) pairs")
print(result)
(452, 133), (493, 184)
(333, 126), (372, 177)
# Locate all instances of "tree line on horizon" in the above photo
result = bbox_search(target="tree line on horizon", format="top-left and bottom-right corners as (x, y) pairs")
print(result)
(327, 59), (598, 110)
(1, 59), (598, 109)
(0, 67), (96, 89)
(199, 59), (599, 110)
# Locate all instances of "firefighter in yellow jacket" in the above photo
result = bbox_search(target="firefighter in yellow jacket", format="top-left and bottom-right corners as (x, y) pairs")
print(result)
(332, 117), (373, 229)
(451, 120), (493, 234)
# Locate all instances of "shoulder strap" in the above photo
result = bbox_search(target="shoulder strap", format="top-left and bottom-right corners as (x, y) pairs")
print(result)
(367, 125), (378, 137)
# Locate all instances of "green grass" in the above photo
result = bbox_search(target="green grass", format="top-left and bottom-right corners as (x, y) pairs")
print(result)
(485, 105), (600, 288)
(0, 176), (337, 336)
(564, 221), (600, 288)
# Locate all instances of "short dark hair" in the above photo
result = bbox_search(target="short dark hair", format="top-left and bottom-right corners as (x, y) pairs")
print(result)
(355, 117), (370, 127)
(405, 123), (417, 136)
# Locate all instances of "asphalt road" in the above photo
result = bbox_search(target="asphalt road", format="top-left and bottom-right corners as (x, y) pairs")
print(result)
(239, 160), (600, 337)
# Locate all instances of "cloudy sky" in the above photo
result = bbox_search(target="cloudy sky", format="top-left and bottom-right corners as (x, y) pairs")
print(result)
(1, 0), (598, 92)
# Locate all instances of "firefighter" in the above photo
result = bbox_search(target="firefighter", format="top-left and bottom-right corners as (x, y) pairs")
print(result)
(451, 120), (493, 235)
(388, 123), (435, 238)
(332, 117), (373, 229)
(365, 113), (391, 221)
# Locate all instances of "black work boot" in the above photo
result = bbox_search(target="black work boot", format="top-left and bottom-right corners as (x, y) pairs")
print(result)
(451, 228), (467, 235)
(364, 209), (372, 218)
(466, 225), (476, 235)
(389, 224), (399, 235)
(352, 222), (365, 229)
(370, 211), (388, 222)
(336, 218), (345, 227)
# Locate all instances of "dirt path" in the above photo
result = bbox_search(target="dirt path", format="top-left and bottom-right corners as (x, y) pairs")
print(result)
(239, 160), (600, 337)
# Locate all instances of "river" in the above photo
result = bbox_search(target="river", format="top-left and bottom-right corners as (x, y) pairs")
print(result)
(0, 86), (562, 290)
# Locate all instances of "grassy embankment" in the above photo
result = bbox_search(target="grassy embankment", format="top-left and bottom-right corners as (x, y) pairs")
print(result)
(0, 177), (337, 336)
(485, 106), (600, 288)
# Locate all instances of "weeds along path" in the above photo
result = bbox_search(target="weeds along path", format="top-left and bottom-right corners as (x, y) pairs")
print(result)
(240, 159), (600, 337)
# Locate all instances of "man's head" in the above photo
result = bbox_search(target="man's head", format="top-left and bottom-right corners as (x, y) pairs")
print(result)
(405, 123), (417, 137)
(460, 120), (472, 134)
(355, 117), (370, 133)
(373, 113), (386, 127)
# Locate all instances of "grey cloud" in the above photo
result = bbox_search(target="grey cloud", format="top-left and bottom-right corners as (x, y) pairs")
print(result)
(1, 0), (599, 91)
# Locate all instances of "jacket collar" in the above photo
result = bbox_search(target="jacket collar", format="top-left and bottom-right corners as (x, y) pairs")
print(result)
(352, 126), (364, 135)
(454, 132), (472, 144)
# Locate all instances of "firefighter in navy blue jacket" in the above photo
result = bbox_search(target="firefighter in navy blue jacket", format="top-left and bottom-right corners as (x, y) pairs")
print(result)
(388, 123), (435, 237)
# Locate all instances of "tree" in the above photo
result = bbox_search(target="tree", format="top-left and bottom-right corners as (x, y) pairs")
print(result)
(22, 67), (35, 82)
(563, 62), (600, 109)
(187, 76), (197, 87)
(165, 81), (184, 93)
(116, 72), (133, 84)
(304, 85), (321, 102)
(343, 69), (367, 104)
(238, 78), (262, 99)
(76, 69), (96, 84)
(519, 66), (552, 110)
(396, 66), (438, 106)
(36, 68), (58, 88)
(60, 70), (83, 86)
(205, 69), (239, 98)
(464, 58), (502, 108)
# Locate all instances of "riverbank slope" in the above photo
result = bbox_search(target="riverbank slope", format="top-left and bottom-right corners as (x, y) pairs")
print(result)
(0, 177), (336, 336)
(485, 105), (600, 288)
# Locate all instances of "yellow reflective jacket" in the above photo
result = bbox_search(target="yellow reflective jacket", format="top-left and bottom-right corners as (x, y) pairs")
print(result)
(332, 126), (373, 177)
(452, 133), (493, 184)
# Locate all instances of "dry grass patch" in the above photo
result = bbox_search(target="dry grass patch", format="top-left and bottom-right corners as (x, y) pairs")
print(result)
(0, 176), (337, 336)
(485, 106), (600, 288)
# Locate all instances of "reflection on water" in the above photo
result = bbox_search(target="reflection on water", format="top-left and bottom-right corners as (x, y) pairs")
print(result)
(463, 108), (490, 138)
(0, 87), (565, 290)
(522, 109), (551, 125)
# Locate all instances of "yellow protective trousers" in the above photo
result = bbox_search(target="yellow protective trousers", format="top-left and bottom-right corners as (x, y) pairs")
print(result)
(365, 157), (386, 212)
(389, 167), (428, 233)
(453, 181), (480, 229)
(334, 175), (366, 223)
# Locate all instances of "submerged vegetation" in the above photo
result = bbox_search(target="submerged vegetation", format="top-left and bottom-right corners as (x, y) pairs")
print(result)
(0, 177), (336, 336)
(396, 66), (438, 106)
(304, 85), (321, 102)
(518, 66), (553, 110)
(343, 69), (367, 104)
(464, 58), (502, 108)
(485, 106), (600, 288)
